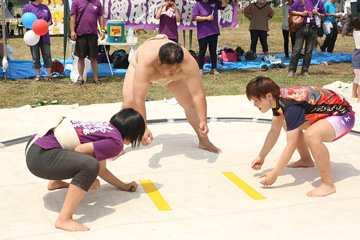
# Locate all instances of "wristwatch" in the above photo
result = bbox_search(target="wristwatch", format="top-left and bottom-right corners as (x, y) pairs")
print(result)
(100, 30), (106, 33)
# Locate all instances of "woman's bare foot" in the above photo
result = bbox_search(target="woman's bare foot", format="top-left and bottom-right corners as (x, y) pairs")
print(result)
(55, 218), (90, 231)
(306, 183), (336, 197)
(198, 141), (222, 154)
(287, 158), (315, 168)
(357, 98), (360, 103)
(48, 180), (70, 191)
(89, 179), (100, 190)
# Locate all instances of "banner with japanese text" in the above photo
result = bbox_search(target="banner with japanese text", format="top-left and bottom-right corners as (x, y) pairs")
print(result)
(42, 0), (65, 35)
(100, 0), (238, 30)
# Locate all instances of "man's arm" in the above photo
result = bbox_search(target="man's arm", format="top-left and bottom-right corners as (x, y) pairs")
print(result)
(70, 14), (77, 40)
(184, 62), (208, 136)
(132, 63), (153, 145)
(98, 15), (105, 40)
(243, 5), (251, 20)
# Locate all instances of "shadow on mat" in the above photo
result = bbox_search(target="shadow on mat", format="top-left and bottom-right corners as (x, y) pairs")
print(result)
(138, 133), (220, 169)
(42, 182), (159, 224)
(253, 162), (360, 189)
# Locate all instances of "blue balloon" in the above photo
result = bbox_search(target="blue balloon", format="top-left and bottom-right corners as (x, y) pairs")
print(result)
(21, 12), (38, 29)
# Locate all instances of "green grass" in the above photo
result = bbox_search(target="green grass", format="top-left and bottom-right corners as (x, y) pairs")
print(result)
(0, 8), (355, 109)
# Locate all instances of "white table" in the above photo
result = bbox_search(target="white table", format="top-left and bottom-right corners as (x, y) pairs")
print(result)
(98, 41), (138, 76)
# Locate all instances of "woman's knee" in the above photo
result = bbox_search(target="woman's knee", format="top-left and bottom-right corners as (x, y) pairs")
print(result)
(72, 158), (99, 191)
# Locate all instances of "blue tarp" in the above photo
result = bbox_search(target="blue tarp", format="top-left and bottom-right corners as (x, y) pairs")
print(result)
(1, 52), (353, 79)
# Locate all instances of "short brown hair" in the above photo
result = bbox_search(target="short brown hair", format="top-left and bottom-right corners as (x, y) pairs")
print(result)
(246, 76), (280, 101)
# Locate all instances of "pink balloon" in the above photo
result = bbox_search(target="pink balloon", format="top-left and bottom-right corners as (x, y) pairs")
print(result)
(32, 19), (49, 36)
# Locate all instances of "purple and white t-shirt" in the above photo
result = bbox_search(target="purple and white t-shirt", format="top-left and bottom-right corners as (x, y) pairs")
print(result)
(34, 120), (124, 161)
(192, 0), (223, 40)
(70, 0), (104, 36)
(22, 3), (52, 45)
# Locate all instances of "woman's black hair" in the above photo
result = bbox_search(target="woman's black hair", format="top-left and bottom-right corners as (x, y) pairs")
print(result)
(110, 108), (145, 148)
(158, 42), (184, 65)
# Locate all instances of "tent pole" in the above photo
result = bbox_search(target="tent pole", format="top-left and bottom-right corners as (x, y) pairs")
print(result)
(2, 0), (8, 80)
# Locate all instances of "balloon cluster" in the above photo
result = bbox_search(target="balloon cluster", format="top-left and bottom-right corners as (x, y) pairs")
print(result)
(22, 12), (49, 46)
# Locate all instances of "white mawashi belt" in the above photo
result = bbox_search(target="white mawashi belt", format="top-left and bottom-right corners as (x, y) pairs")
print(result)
(25, 116), (80, 156)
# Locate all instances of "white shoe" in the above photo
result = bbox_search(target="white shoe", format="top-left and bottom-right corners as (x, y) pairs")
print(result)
(213, 70), (220, 76)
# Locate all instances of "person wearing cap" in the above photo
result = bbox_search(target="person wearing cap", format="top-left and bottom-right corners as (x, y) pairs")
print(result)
(5, 2), (15, 37)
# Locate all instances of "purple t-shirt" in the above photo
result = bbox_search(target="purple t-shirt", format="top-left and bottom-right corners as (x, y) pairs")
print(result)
(22, 3), (52, 45)
(34, 120), (124, 161)
(192, 0), (223, 40)
(70, 0), (104, 36)
(158, 9), (179, 40)
(288, 0), (326, 26)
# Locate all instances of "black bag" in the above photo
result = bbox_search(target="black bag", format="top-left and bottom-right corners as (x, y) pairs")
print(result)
(245, 50), (257, 61)
(112, 49), (129, 69)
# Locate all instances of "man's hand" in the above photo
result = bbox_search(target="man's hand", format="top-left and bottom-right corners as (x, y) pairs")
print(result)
(207, 14), (214, 21)
(70, 31), (77, 41)
(124, 181), (138, 192)
(100, 31), (105, 40)
(302, 11), (310, 17)
(251, 156), (264, 170)
(259, 171), (278, 186)
(199, 121), (209, 137)
(141, 128), (153, 146)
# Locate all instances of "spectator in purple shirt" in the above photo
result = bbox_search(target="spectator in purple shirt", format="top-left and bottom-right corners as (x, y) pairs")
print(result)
(25, 108), (145, 231)
(155, 0), (181, 43)
(287, 0), (326, 78)
(22, 0), (53, 82)
(192, 0), (228, 76)
(70, 0), (105, 85)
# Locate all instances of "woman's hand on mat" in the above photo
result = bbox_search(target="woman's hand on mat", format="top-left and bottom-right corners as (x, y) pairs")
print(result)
(251, 157), (264, 170)
(141, 128), (153, 146)
(124, 181), (138, 192)
(259, 171), (278, 186)
(199, 121), (209, 137)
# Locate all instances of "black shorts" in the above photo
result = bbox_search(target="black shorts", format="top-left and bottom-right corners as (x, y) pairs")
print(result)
(74, 34), (98, 59)
(316, 26), (323, 37)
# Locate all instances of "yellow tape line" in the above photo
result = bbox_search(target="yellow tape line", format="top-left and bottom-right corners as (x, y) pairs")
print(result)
(223, 172), (266, 200)
(140, 180), (172, 211)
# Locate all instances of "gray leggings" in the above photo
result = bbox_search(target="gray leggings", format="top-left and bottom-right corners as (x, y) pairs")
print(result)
(26, 142), (99, 192)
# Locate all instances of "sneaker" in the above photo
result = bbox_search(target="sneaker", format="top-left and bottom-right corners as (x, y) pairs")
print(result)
(213, 70), (220, 76)
(261, 64), (269, 71)
(302, 71), (310, 77)
(288, 71), (295, 78)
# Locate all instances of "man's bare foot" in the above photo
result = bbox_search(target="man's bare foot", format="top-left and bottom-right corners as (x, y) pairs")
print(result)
(306, 183), (336, 197)
(287, 159), (315, 168)
(89, 179), (100, 190)
(55, 218), (90, 231)
(48, 180), (70, 191)
(198, 141), (222, 154)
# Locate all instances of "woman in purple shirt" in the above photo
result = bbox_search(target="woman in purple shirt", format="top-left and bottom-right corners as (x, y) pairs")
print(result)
(22, 0), (53, 82)
(25, 108), (145, 231)
(192, 0), (228, 76)
(155, 0), (181, 43)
